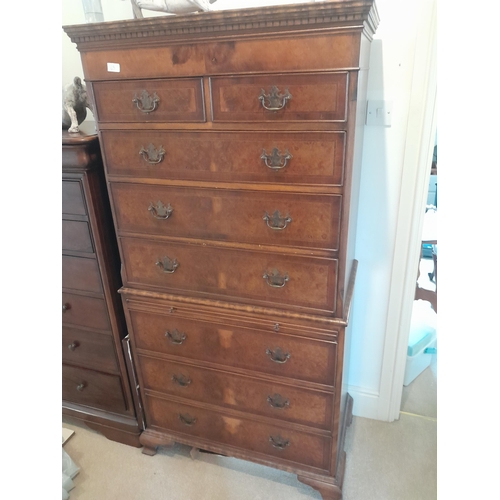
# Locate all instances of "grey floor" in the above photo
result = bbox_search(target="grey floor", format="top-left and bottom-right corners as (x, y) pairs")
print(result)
(62, 259), (437, 500)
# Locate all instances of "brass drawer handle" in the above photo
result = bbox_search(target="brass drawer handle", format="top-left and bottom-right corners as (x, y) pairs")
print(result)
(269, 434), (290, 450)
(260, 148), (292, 170)
(76, 382), (86, 392)
(172, 374), (191, 387)
(156, 256), (179, 274)
(263, 269), (289, 288)
(165, 329), (186, 345)
(148, 201), (173, 220)
(263, 210), (292, 230)
(139, 144), (165, 164)
(267, 393), (289, 409)
(62, 303), (71, 313)
(68, 341), (80, 352)
(132, 90), (159, 113)
(259, 86), (291, 111)
(179, 413), (197, 426)
(266, 347), (290, 364)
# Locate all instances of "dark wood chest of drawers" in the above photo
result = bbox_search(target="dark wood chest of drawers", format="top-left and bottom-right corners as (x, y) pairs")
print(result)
(62, 130), (143, 446)
(64, 1), (379, 497)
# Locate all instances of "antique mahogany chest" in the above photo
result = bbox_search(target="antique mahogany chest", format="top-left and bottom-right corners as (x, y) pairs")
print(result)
(64, 1), (379, 497)
(62, 129), (143, 446)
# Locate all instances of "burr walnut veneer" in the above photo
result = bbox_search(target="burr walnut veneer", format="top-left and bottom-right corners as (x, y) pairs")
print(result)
(62, 130), (143, 446)
(64, 1), (379, 497)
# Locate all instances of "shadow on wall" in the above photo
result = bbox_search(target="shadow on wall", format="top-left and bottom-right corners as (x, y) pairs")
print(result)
(348, 39), (392, 400)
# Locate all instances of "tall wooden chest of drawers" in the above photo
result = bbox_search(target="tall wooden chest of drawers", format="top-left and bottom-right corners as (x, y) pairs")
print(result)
(62, 129), (143, 446)
(64, 1), (379, 497)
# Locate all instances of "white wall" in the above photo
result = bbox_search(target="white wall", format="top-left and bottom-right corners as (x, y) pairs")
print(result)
(61, 0), (436, 421)
(347, 0), (431, 418)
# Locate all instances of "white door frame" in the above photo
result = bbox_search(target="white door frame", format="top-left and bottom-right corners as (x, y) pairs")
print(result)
(379, 0), (437, 422)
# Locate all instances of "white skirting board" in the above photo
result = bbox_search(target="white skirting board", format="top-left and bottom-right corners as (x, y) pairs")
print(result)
(348, 385), (387, 421)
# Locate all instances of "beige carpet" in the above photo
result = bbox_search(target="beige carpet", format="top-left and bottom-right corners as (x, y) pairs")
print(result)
(63, 410), (436, 500)
(343, 414), (436, 500)
(401, 363), (437, 419)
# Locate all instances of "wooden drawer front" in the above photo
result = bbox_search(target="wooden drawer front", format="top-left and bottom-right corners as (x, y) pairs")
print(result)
(62, 292), (110, 331)
(62, 256), (103, 294)
(146, 395), (330, 471)
(62, 180), (86, 216)
(139, 356), (332, 429)
(131, 310), (336, 386)
(62, 220), (94, 254)
(210, 73), (347, 123)
(121, 237), (337, 313)
(92, 79), (205, 123)
(62, 364), (127, 413)
(62, 327), (119, 373)
(111, 183), (341, 251)
(101, 130), (345, 186)
(79, 34), (362, 81)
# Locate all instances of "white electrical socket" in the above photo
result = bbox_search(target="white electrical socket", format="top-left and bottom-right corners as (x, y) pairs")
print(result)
(366, 100), (393, 126)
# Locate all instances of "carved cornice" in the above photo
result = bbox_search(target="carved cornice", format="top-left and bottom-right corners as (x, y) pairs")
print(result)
(63, 0), (379, 50)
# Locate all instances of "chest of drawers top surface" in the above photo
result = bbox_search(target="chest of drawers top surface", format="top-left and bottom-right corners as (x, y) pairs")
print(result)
(62, 128), (99, 169)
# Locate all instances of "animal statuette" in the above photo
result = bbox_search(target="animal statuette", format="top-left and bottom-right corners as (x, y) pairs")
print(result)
(62, 77), (93, 133)
(131, 0), (217, 18)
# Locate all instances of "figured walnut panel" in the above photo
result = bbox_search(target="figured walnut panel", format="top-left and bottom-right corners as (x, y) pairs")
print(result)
(110, 182), (342, 251)
(210, 73), (348, 123)
(120, 237), (337, 313)
(139, 356), (333, 429)
(129, 308), (337, 386)
(77, 33), (361, 81)
(146, 395), (331, 471)
(204, 34), (361, 76)
(92, 78), (205, 123)
(101, 130), (345, 186)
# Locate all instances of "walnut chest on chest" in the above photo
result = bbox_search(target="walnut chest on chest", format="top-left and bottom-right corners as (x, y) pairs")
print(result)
(64, 1), (379, 498)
